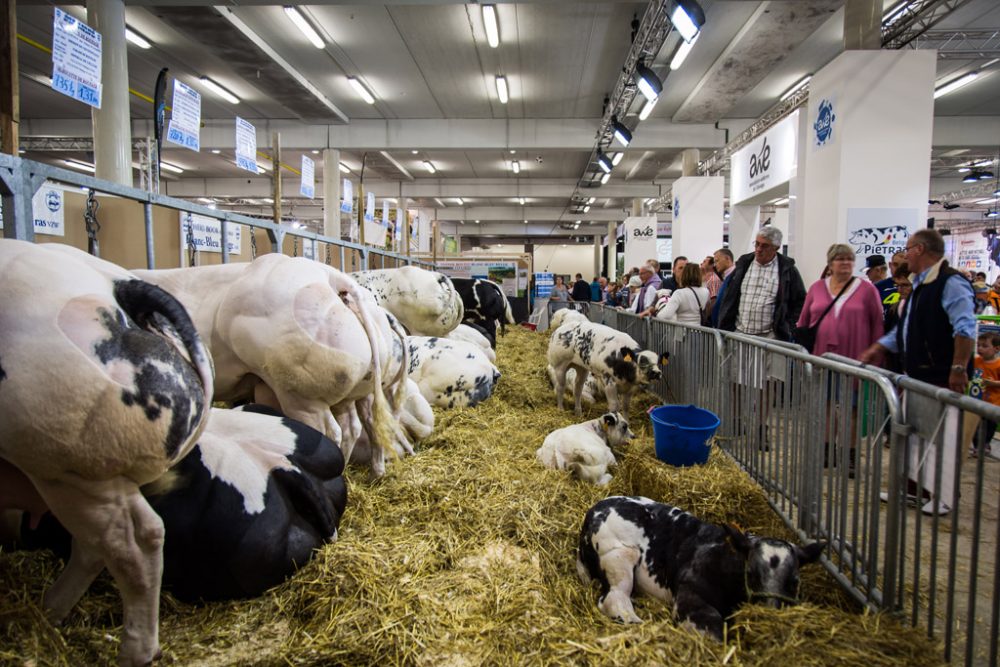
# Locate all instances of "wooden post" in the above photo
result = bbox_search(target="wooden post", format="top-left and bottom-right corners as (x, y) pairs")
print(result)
(1, 0), (19, 155)
(272, 131), (281, 230)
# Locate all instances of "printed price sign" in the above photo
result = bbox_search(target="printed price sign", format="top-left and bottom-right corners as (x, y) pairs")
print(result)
(341, 179), (353, 213)
(166, 80), (202, 152)
(51, 8), (103, 108)
(234, 117), (258, 173)
(300, 155), (315, 199)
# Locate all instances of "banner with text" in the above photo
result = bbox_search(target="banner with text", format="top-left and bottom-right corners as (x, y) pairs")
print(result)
(0, 183), (66, 236)
(436, 260), (519, 296)
(234, 117), (258, 173)
(179, 212), (242, 255)
(623, 216), (658, 271)
(846, 208), (916, 263)
(166, 80), (201, 152)
(341, 179), (353, 213)
(300, 155), (315, 198)
(51, 8), (102, 108)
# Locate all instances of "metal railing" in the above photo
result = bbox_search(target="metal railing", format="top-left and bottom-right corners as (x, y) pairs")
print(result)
(565, 303), (1000, 666)
(0, 153), (434, 272)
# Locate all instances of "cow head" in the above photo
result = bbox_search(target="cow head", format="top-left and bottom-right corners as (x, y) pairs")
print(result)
(600, 412), (635, 450)
(634, 350), (667, 385)
(724, 526), (826, 608)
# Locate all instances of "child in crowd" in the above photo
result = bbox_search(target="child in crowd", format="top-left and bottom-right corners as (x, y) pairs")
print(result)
(971, 331), (1000, 456)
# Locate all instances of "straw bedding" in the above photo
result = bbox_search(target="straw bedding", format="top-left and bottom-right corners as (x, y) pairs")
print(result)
(0, 325), (944, 666)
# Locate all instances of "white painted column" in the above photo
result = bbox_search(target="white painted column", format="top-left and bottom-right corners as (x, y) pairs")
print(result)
(322, 148), (341, 239)
(729, 205), (760, 256)
(671, 176), (725, 262)
(799, 50), (935, 281)
(607, 221), (617, 281)
(787, 109), (810, 260)
(88, 0), (131, 186)
(681, 148), (700, 177)
(593, 234), (602, 278)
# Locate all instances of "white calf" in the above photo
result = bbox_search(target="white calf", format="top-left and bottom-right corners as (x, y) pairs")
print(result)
(536, 413), (635, 485)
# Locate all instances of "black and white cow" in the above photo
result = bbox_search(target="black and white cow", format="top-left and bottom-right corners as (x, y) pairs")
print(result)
(446, 323), (496, 362)
(547, 320), (668, 416)
(451, 277), (515, 346)
(407, 336), (501, 408)
(577, 496), (826, 639)
(18, 404), (347, 602)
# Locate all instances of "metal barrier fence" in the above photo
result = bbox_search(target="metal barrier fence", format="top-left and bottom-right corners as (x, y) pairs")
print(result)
(552, 301), (1000, 666)
(0, 153), (434, 272)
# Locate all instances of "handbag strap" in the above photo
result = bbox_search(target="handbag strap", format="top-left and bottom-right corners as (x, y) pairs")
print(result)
(812, 277), (854, 329)
(689, 286), (702, 310)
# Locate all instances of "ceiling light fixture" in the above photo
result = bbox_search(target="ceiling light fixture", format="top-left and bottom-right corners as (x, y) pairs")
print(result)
(199, 76), (240, 104)
(611, 117), (632, 147)
(780, 75), (811, 102)
(311, 149), (319, 155)
(423, 160), (436, 174)
(348, 76), (376, 104)
(283, 6), (324, 49)
(597, 151), (613, 174)
(125, 27), (152, 49)
(482, 4), (500, 48)
(964, 172), (982, 183)
(339, 162), (351, 173)
(670, 0), (706, 42)
(496, 75), (509, 104)
(600, 172), (611, 185)
(454, 197), (464, 205)
(412, 150), (419, 154)
(583, 205), (591, 213)
(211, 149), (221, 154)
(512, 160), (521, 174)
(518, 197), (526, 205)
(670, 32), (699, 71)
(934, 71), (979, 99)
(980, 171), (995, 180)
(638, 97), (658, 121)
(587, 196), (596, 204)
(611, 153), (624, 166)
(64, 159), (95, 173)
(524, 219), (528, 224)
(987, 210), (999, 219)
(434, 198), (446, 207)
(634, 62), (662, 103)
(161, 161), (184, 174)
(197, 197), (215, 204)
(772, 197), (789, 206)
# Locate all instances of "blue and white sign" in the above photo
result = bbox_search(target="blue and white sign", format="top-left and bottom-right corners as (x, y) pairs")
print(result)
(381, 200), (389, 227)
(341, 178), (353, 213)
(179, 212), (242, 255)
(534, 272), (554, 298)
(813, 99), (836, 147)
(166, 80), (201, 152)
(234, 117), (258, 173)
(364, 191), (375, 223)
(300, 155), (315, 199)
(673, 196), (680, 220)
(51, 8), (102, 108)
(395, 207), (404, 248)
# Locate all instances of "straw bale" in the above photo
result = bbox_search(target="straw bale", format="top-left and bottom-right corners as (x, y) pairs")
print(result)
(0, 325), (944, 665)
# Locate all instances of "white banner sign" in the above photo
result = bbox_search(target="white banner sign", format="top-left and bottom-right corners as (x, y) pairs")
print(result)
(166, 80), (201, 152)
(730, 110), (798, 205)
(951, 231), (990, 274)
(300, 155), (315, 199)
(341, 179), (353, 213)
(234, 117), (258, 173)
(623, 216), (658, 271)
(846, 208), (917, 263)
(394, 207), (404, 248)
(179, 212), (242, 255)
(364, 191), (375, 223)
(381, 200), (389, 226)
(51, 8), (102, 108)
(301, 238), (317, 261)
(0, 184), (66, 236)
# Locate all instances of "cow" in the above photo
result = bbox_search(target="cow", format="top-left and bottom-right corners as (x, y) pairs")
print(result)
(450, 277), (515, 345)
(349, 379), (435, 467)
(547, 365), (603, 406)
(549, 307), (588, 331)
(547, 320), (668, 416)
(406, 336), (501, 408)
(131, 255), (407, 476)
(351, 266), (464, 337)
(0, 239), (214, 666)
(535, 412), (634, 485)
(576, 496), (826, 640)
(17, 404), (346, 603)
(446, 323), (496, 362)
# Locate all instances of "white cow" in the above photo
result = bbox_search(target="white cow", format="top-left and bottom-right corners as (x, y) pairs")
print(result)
(547, 365), (603, 405)
(446, 323), (497, 363)
(134, 255), (405, 475)
(0, 240), (214, 666)
(350, 379), (435, 467)
(407, 336), (501, 408)
(536, 412), (635, 485)
(549, 307), (588, 331)
(351, 266), (464, 336)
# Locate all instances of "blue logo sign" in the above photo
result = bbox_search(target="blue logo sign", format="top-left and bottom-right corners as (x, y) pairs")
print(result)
(45, 190), (60, 213)
(814, 99), (835, 146)
(673, 196), (680, 219)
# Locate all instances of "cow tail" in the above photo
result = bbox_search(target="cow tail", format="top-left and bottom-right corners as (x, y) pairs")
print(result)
(334, 277), (397, 459)
(113, 279), (215, 443)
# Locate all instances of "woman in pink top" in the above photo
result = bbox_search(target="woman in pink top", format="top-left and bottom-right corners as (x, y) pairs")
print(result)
(797, 243), (884, 478)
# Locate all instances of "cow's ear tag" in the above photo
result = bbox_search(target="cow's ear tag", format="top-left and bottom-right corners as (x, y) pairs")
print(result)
(601, 421), (610, 432)
(623, 352), (634, 363)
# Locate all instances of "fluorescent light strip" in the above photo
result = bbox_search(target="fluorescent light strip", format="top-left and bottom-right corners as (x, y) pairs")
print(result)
(670, 32), (698, 71)
(600, 172), (611, 184)
(518, 197), (526, 205)
(339, 162), (351, 173)
(670, 4), (700, 42)
(483, 4), (500, 48)
(161, 162), (184, 174)
(283, 6), (324, 49)
(423, 160), (436, 174)
(611, 152), (624, 166)
(348, 76), (376, 104)
(125, 27), (151, 49)
(583, 205), (591, 213)
(773, 197), (789, 206)
(587, 197), (596, 204)
(934, 72), (979, 99)
(454, 197), (464, 206)
(638, 97), (658, 120)
(496, 75), (509, 104)
(64, 159), (95, 173)
(512, 160), (520, 174)
(780, 75), (811, 102)
(434, 198), (446, 207)
(200, 76), (240, 104)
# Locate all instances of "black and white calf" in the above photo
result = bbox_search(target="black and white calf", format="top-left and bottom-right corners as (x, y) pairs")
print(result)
(576, 496), (825, 639)
(20, 405), (347, 602)
(535, 412), (634, 485)
(407, 336), (501, 408)
(547, 320), (668, 416)
(450, 277), (514, 345)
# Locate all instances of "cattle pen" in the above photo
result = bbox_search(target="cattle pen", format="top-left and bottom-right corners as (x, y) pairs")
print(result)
(0, 324), (956, 666)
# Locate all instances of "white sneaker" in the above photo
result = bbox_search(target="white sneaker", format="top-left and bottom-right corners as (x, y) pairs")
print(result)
(879, 491), (923, 507)
(920, 499), (951, 516)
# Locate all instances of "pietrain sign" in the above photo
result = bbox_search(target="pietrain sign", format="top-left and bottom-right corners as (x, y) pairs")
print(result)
(730, 110), (799, 205)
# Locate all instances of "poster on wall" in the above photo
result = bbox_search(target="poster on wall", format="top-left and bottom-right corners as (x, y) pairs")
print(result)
(179, 212), (242, 255)
(436, 260), (519, 295)
(0, 183), (66, 236)
(950, 230), (1000, 280)
(846, 208), (916, 263)
(623, 216), (657, 271)
(300, 155), (315, 199)
(535, 272), (554, 298)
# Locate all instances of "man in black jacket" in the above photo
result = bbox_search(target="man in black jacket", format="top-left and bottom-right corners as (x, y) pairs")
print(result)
(570, 273), (591, 302)
(716, 227), (806, 342)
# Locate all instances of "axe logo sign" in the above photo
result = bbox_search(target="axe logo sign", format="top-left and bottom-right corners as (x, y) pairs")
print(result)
(749, 137), (771, 179)
(632, 225), (655, 238)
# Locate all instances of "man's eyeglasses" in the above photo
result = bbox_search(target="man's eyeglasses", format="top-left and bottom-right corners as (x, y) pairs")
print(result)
(905, 243), (923, 251)
(754, 241), (774, 249)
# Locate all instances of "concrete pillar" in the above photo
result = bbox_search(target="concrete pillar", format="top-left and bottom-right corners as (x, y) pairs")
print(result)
(681, 148), (700, 177)
(593, 234), (602, 278)
(88, 0), (132, 186)
(607, 221), (617, 281)
(799, 50), (935, 281)
(844, 0), (882, 50)
(322, 148), (341, 239)
(631, 198), (643, 217)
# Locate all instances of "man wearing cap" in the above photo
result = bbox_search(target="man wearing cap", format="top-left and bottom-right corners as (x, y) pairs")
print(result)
(863, 254), (888, 283)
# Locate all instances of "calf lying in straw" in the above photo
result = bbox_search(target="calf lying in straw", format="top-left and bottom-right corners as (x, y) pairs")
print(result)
(535, 413), (634, 485)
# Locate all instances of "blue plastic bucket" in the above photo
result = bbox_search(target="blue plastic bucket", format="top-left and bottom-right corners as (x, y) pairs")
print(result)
(648, 405), (720, 467)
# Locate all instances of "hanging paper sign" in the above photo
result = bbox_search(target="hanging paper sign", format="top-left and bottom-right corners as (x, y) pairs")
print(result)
(51, 8), (102, 108)
(300, 155), (315, 199)
(381, 200), (390, 227)
(179, 212), (242, 254)
(234, 117), (258, 173)
(165, 80), (201, 152)
(341, 179), (353, 213)
(364, 191), (375, 222)
(302, 238), (317, 261)
(395, 207), (404, 247)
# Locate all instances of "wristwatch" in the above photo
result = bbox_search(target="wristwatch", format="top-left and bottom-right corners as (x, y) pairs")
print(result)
(951, 364), (967, 373)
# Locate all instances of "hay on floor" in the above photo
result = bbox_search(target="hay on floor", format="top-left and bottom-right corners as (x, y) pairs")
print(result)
(0, 325), (944, 666)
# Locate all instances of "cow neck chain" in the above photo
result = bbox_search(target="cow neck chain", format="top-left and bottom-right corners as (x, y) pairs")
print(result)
(744, 567), (800, 606)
